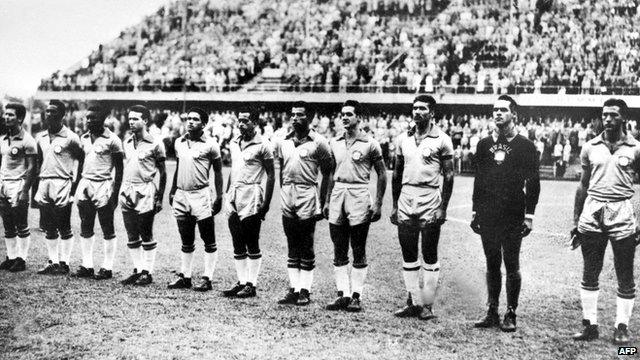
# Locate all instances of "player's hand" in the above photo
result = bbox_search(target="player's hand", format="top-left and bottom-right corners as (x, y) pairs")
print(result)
(568, 227), (582, 250)
(169, 192), (175, 207)
(521, 218), (533, 237)
(154, 197), (163, 213)
(211, 196), (223, 216)
(434, 207), (447, 226)
(369, 204), (382, 223)
(257, 204), (269, 220)
(322, 202), (330, 220)
(470, 213), (481, 234)
(390, 206), (399, 225)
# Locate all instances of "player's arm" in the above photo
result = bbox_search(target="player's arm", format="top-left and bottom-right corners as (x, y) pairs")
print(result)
(391, 154), (404, 209)
(155, 158), (167, 212)
(371, 158), (387, 222)
(71, 142), (85, 197)
(169, 158), (179, 206)
(524, 142), (541, 219)
(323, 161), (335, 220)
(110, 152), (124, 209)
(31, 142), (43, 204)
(278, 157), (284, 188)
(260, 158), (275, 218)
(574, 166), (590, 227)
(20, 156), (37, 204)
(470, 141), (484, 233)
(439, 157), (454, 212)
(211, 156), (223, 215)
(319, 154), (333, 210)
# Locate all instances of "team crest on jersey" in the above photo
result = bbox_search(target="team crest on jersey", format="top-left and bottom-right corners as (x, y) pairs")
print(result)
(618, 155), (631, 167)
(421, 146), (431, 158)
(490, 143), (512, 165)
(351, 150), (362, 161)
(494, 150), (506, 164)
(54, 145), (63, 154)
(10, 147), (19, 156)
(299, 148), (309, 157)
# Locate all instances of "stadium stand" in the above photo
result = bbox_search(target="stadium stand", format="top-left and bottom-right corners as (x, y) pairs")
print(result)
(38, 0), (640, 95)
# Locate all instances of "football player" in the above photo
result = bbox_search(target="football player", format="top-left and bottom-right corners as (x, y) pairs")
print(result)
(0, 103), (37, 272)
(273, 101), (332, 306)
(222, 105), (275, 298)
(73, 105), (124, 280)
(34, 100), (85, 275)
(471, 95), (540, 332)
(390, 95), (454, 320)
(323, 100), (387, 312)
(572, 98), (640, 344)
(120, 105), (167, 286)
(168, 107), (223, 292)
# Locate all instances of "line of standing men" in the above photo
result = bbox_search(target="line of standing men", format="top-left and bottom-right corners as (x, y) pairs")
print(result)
(2, 97), (636, 343)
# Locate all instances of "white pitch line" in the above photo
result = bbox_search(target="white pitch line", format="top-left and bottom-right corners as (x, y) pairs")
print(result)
(446, 216), (566, 238)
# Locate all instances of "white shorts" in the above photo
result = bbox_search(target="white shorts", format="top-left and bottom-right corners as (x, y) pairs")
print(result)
(120, 182), (157, 214)
(281, 183), (320, 220)
(0, 179), (24, 208)
(328, 183), (371, 226)
(397, 185), (441, 228)
(172, 188), (212, 221)
(35, 178), (73, 208)
(578, 196), (636, 241)
(226, 183), (263, 221)
(76, 178), (113, 208)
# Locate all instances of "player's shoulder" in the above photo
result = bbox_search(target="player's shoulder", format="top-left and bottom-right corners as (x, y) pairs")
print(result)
(34, 130), (48, 142)
(515, 134), (535, 147)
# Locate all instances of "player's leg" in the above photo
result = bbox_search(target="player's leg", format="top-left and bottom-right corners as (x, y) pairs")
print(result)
(236, 214), (263, 298)
(193, 216), (217, 292)
(121, 210), (143, 285)
(474, 226), (503, 328)
(56, 203), (74, 275)
(296, 218), (317, 306)
(279, 215), (301, 304)
(347, 221), (370, 312)
(168, 214), (196, 289)
(326, 222), (352, 310)
(0, 206), (18, 270)
(573, 232), (608, 341)
(611, 235), (636, 344)
(134, 211), (157, 286)
(37, 203), (62, 274)
(500, 226), (523, 332)
(223, 212), (249, 297)
(395, 223), (422, 317)
(75, 201), (97, 278)
(419, 223), (441, 320)
(9, 202), (31, 272)
(94, 205), (117, 280)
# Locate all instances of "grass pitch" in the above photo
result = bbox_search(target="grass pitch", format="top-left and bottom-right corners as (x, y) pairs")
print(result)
(1, 163), (638, 359)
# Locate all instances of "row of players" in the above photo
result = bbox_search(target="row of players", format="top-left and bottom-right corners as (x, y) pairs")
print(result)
(0, 96), (637, 344)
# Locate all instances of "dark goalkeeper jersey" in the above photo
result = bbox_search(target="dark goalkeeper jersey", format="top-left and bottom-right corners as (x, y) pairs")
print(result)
(472, 133), (540, 225)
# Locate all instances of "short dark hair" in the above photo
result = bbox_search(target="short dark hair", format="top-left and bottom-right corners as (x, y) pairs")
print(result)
(342, 100), (361, 116)
(603, 98), (628, 116)
(128, 105), (151, 121)
(187, 107), (209, 124)
(5, 103), (26, 120)
(291, 101), (308, 113)
(237, 105), (260, 124)
(497, 95), (518, 113)
(413, 95), (437, 110)
(87, 105), (108, 122)
(49, 100), (66, 114)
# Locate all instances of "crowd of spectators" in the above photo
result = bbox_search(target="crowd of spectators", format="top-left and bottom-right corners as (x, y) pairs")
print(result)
(39, 0), (640, 95)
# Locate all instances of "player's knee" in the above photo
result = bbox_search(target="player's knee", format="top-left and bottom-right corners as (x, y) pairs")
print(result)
(181, 244), (195, 253)
(353, 261), (368, 269)
(248, 252), (262, 260)
(103, 233), (116, 241)
(204, 243), (217, 253)
(45, 230), (59, 240)
(300, 258), (315, 271)
(142, 241), (157, 251)
(506, 271), (521, 280)
(80, 229), (95, 238)
(287, 257), (300, 268)
(127, 240), (143, 249)
(581, 281), (599, 292)
(4, 228), (17, 239)
(17, 227), (30, 238)
(234, 252), (248, 260)
(422, 253), (438, 265)
(618, 286), (636, 299)
(59, 229), (73, 240)
(333, 259), (349, 267)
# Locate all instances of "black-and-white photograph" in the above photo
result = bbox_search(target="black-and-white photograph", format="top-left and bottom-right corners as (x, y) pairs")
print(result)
(1, 0), (639, 358)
